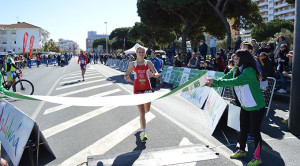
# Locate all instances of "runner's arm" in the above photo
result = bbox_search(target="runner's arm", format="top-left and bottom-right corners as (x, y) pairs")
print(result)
(77, 56), (80, 63)
(85, 55), (88, 64)
(147, 61), (159, 78)
(124, 62), (134, 82)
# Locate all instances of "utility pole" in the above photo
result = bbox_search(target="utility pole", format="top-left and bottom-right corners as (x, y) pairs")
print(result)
(104, 22), (108, 54)
(289, 0), (300, 136)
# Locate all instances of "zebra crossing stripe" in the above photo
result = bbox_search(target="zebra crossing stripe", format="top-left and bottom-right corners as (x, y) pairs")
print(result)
(59, 76), (103, 84)
(43, 106), (118, 138)
(56, 79), (106, 90)
(59, 112), (156, 166)
(67, 70), (97, 76)
(62, 73), (100, 80)
(56, 83), (113, 97)
(44, 89), (121, 115)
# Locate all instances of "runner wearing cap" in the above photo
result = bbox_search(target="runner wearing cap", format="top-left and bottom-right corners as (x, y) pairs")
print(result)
(124, 47), (159, 142)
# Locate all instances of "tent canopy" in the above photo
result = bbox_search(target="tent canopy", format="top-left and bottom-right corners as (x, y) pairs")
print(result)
(124, 43), (148, 54)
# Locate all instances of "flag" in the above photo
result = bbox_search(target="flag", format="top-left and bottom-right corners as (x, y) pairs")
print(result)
(23, 32), (28, 57)
(29, 36), (34, 58)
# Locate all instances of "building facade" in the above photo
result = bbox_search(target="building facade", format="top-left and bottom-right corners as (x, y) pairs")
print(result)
(86, 31), (109, 52)
(0, 22), (49, 53)
(55, 38), (80, 55)
(238, 0), (295, 40)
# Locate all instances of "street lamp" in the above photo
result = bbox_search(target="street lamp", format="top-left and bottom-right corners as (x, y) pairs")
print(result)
(104, 22), (108, 54)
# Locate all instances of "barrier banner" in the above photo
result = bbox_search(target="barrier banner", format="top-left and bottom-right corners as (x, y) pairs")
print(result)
(23, 32), (28, 57)
(169, 67), (182, 85)
(179, 68), (191, 85)
(203, 89), (228, 134)
(208, 71), (224, 95)
(180, 86), (211, 109)
(173, 67), (184, 86)
(189, 69), (202, 80)
(163, 66), (173, 83)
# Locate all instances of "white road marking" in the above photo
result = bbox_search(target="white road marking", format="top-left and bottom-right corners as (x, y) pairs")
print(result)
(59, 112), (156, 166)
(44, 89), (121, 115)
(43, 106), (118, 138)
(31, 74), (64, 120)
(176, 137), (196, 166)
(56, 79), (106, 90)
(59, 75), (104, 84)
(56, 83), (113, 97)
(67, 70), (97, 76)
(59, 76), (103, 84)
(62, 73), (100, 80)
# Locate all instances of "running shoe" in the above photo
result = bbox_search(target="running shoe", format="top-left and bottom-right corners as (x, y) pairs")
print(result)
(141, 133), (147, 142)
(230, 150), (246, 159)
(281, 119), (288, 124)
(247, 157), (262, 166)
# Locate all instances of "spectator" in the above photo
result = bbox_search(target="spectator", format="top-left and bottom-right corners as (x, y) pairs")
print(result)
(219, 48), (227, 61)
(204, 60), (212, 70)
(259, 52), (275, 77)
(148, 50), (161, 91)
(212, 52), (225, 72)
(186, 50), (192, 66)
(199, 39), (208, 60)
(234, 36), (242, 52)
(187, 52), (197, 68)
(196, 52), (205, 70)
(273, 36), (287, 61)
(173, 55), (182, 67)
(276, 44), (289, 94)
(36, 55), (41, 67)
(157, 54), (164, 88)
(209, 36), (217, 59)
(225, 52), (233, 67)
(224, 59), (234, 74)
(169, 44), (176, 65)
(257, 42), (268, 55)
(198, 61), (205, 70)
(266, 43), (275, 64)
(251, 39), (259, 55)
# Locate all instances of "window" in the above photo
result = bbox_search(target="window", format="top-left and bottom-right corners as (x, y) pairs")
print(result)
(4, 49), (6, 52)
(11, 31), (16, 34)
(14, 41), (16, 44)
(3, 42), (7, 44)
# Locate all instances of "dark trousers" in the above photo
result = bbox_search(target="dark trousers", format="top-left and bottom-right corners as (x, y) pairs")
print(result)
(150, 78), (156, 90)
(239, 107), (265, 152)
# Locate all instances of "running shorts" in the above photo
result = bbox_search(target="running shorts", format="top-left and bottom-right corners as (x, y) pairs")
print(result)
(134, 89), (152, 94)
(80, 64), (86, 70)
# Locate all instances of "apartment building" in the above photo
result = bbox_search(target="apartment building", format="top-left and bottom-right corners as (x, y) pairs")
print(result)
(86, 31), (109, 52)
(56, 38), (80, 55)
(0, 22), (49, 53)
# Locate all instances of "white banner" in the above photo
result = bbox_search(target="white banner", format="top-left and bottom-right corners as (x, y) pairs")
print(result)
(0, 99), (35, 166)
(227, 104), (241, 131)
(203, 89), (228, 134)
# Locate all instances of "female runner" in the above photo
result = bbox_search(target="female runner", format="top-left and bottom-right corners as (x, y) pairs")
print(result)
(124, 47), (159, 142)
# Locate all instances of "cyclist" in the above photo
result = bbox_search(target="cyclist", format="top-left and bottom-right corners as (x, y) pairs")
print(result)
(78, 51), (88, 81)
(5, 51), (20, 91)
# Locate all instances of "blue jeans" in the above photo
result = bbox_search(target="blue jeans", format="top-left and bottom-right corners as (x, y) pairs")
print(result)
(278, 66), (289, 90)
(210, 47), (216, 59)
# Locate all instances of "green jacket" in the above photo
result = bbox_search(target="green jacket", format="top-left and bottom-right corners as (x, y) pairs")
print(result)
(211, 67), (265, 111)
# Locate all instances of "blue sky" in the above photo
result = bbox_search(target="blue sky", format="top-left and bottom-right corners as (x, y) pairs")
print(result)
(1, 0), (140, 50)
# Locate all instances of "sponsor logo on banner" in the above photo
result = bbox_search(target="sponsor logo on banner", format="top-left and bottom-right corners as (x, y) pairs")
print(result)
(203, 89), (227, 134)
(29, 36), (35, 58)
(163, 66), (173, 83)
(180, 86), (211, 109)
(23, 32), (28, 57)
(179, 68), (191, 85)
(0, 99), (34, 166)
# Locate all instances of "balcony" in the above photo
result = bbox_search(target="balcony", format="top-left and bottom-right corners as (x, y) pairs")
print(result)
(274, 2), (289, 9)
(274, 8), (295, 16)
(258, 1), (268, 7)
(260, 7), (269, 12)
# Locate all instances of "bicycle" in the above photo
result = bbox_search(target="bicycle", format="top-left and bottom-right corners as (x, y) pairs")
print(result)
(2, 69), (34, 95)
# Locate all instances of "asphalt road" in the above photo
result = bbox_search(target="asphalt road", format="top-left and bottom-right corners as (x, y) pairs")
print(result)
(3, 57), (299, 166)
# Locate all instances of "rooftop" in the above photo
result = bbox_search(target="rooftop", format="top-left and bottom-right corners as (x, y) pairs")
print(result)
(0, 22), (42, 29)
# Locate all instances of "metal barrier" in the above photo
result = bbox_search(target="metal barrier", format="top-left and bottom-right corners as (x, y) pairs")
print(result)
(105, 59), (130, 72)
(221, 77), (276, 116)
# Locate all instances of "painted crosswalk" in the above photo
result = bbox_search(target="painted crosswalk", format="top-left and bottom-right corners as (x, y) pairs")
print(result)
(62, 73), (100, 80)
(56, 78), (106, 90)
(59, 112), (156, 166)
(44, 89), (121, 115)
(59, 75), (103, 84)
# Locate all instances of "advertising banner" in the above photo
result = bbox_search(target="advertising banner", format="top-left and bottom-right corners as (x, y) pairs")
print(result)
(23, 32), (28, 57)
(203, 89), (228, 134)
(0, 99), (34, 166)
(29, 36), (34, 58)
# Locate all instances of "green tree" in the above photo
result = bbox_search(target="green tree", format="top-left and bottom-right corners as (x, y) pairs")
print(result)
(92, 38), (111, 50)
(43, 39), (59, 52)
(109, 27), (132, 40)
(251, 18), (294, 42)
(267, 28), (294, 44)
(206, 0), (263, 49)
(286, 0), (295, 5)
(111, 39), (136, 50)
